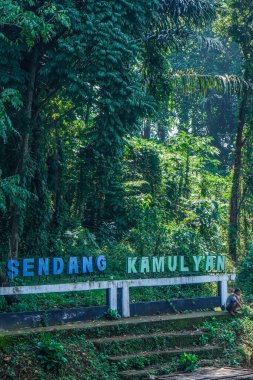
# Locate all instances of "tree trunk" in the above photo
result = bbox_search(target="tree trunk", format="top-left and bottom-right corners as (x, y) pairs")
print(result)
(228, 90), (248, 262)
(183, 145), (190, 199)
(143, 120), (151, 139)
(157, 122), (166, 142)
(49, 134), (62, 229)
(9, 48), (38, 258)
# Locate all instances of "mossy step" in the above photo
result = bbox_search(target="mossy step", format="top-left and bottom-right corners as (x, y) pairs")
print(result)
(155, 367), (253, 379)
(0, 311), (229, 339)
(87, 312), (229, 339)
(119, 367), (173, 380)
(109, 345), (223, 370)
(84, 312), (228, 339)
(119, 359), (226, 379)
(120, 367), (253, 380)
(91, 330), (203, 355)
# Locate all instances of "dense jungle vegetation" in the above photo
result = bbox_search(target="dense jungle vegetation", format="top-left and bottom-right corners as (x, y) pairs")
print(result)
(0, 0), (253, 303)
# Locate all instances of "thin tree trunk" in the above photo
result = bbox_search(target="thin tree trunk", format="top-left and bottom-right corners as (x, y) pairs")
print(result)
(9, 48), (38, 258)
(143, 120), (151, 139)
(243, 210), (250, 252)
(183, 146), (190, 199)
(157, 122), (166, 142)
(228, 90), (248, 262)
(50, 133), (61, 228)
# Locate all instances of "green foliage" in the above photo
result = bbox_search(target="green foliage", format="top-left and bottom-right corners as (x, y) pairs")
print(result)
(199, 309), (253, 366)
(198, 334), (209, 345)
(117, 135), (229, 261)
(204, 317), (237, 349)
(178, 352), (198, 372)
(171, 73), (252, 96)
(237, 246), (253, 294)
(0, 331), (119, 380)
(63, 227), (99, 255)
(36, 337), (68, 370)
(130, 355), (147, 369)
(0, 88), (22, 142)
(0, 0), (234, 260)
(0, 0), (252, 318)
(203, 318), (220, 337)
(104, 309), (121, 321)
(219, 329), (236, 347)
(0, 336), (12, 353)
(0, 174), (30, 213)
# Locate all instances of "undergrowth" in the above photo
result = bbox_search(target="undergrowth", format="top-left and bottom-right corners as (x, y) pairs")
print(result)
(0, 332), (119, 380)
(200, 306), (253, 366)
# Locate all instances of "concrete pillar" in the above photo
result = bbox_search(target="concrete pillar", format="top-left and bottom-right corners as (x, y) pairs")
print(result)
(218, 280), (228, 307)
(122, 284), (130, 318)
(108, 286), (117, 310)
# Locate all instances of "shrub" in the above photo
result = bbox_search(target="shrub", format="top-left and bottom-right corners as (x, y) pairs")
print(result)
(178, 352), (198, 372)
(131, 355), (147, 369)
(199, 334), (209, 345)
(36, 337), (68, 370)
(104, 308), (121, 320)
(202, 318), (220, 337)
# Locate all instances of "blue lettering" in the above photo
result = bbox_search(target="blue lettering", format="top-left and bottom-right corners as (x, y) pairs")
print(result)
(67, 257), (79, 275)
(6, 260), (19, 278)
(23, 258), (35, 277)
(38, 258), (50, 276)
(52, 258), (64, 275)
(81, 256), (93, 273)
(96, 255), (106, 272)
(6, 255), (108, 277)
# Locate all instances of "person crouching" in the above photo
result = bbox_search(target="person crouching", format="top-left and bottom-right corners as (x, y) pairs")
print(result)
(226, 288), (242, 316)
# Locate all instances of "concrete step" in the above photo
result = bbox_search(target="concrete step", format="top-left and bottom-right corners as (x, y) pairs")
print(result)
(0, 311), (229, 339)
(155, 367), (253, 379)
(119, 359), (225, 379)
(85, 311), (228, 339)
(91, 330), (203, 355)
(110, 345), (223, 370)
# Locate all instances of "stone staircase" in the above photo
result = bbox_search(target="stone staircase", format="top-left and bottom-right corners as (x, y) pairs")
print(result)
(87, 311), (229, 379)
(0, 310), (230, 379)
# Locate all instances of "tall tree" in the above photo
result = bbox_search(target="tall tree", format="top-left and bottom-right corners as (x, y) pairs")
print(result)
(216, 0), (253, 261)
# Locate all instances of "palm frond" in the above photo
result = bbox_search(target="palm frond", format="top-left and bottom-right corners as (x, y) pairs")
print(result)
(170, 72), (253, 95)
(150, 29), (223, 52)
(197, 36), (224, 52)
(161, 0), (217, 27)
(148, 0), (219, 51)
